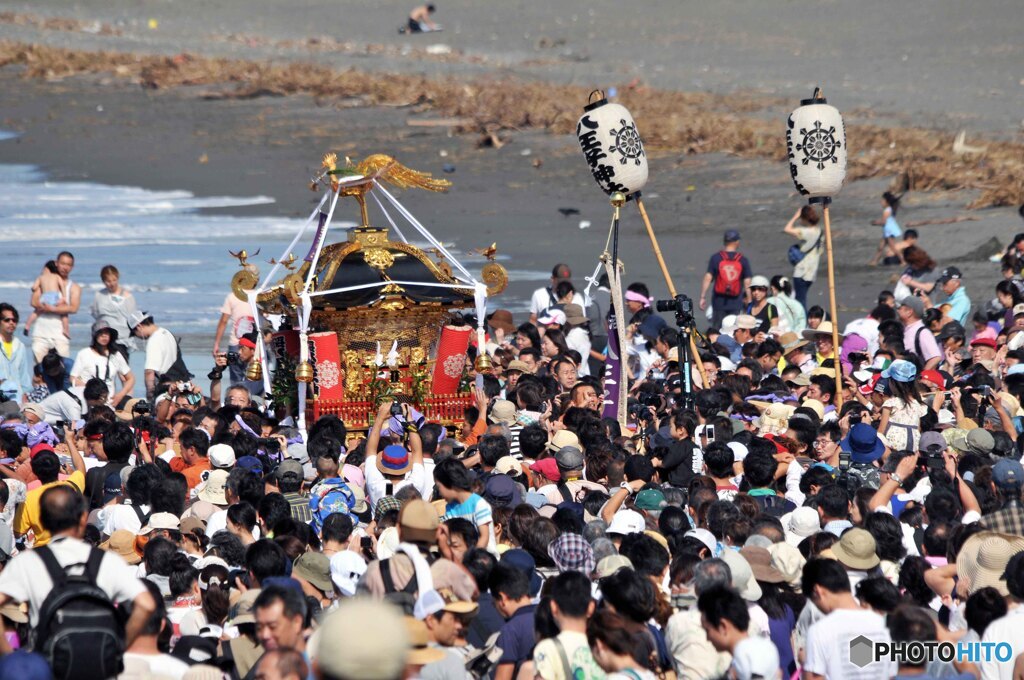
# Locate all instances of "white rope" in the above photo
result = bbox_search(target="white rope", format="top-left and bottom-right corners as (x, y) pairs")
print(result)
(372, 181), (477, 284)
(256, 190), (330, 293)
(307, 279), (474, 298)
(304, 188), (342, 293)
(369, 189), (409, 244)
(582, 215), (616, 308)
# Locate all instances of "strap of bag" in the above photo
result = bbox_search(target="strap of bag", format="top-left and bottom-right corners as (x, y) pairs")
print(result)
(553, 637), (573, 679)
(379, 557), (396, 593)
(131, 502), (150, 525)
(914, 326), (925, 358)
(84, 545), (104, 584)
(802, 231), (823, 254)
(63, 388), (83, 409)
(556, 483), (573, 504)
(36, 545), (68, 588)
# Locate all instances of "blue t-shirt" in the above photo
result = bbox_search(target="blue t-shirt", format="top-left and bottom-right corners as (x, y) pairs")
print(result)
(443, 493), (493, 529)
(497, 604), (537, 668)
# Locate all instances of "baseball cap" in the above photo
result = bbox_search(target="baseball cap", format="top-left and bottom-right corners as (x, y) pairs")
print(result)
(555, 445), (585, 471)
(918, 431), (947, 455)
(276, 459), (304, 481)
(126, 310), (152, 334)
(483, 474), (522, 509)
(749, 275), (770, 289)
(936, 266), (963, 284)
(896, 296), (924, 318)
(139, 512), (180, 535)
(537, 309), (567, 326)
(994, 459), (1024, 490)
(495, 456), (522, 477)
(882, 359), (917, 383)
(971, 337), (997, 350)
(207, 444), (235, 469)
(501, 549), (543, 596)
(607, 509), (645, 536)
(529, 458), (560, 483)
(734, 314), (758, 330)
(634, 489), (666, 511)
(288, 442), (309, 464)
(684, 528), (717, 553)
(966, 428), (996, 455)
(595, 554), (633, 579)
(329, 551), (368, 597)
(236, 455), (264, 475)
(724, 229), (741, 242)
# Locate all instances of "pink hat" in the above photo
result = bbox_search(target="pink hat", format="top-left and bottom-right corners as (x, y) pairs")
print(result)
(529, 458), (561, 483)
(343, 463), (365, 489)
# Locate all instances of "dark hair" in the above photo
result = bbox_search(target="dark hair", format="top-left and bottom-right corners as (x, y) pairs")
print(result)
(125, 464), (163, 507)
(445, 517), (480, 548)
(228, 501), (259, 534)
(697, 584), (750, 631)
(802, 557), (852, 595)
(208, 531), (247, 567)
(434, 457), (475, 492)
(658, 506), (691, 536)
(548, 571), (593, 618)
(703, 442), (734, 479)
(39, 485), (87, 534)
(0, 303), (19, 324)
(490, 562), (531, 601)
(519, 424), (548, 459)
(31, 451), (62, 485)
(887, 605), (935, 667)
(179, 428), (211, 458)
(254, 584), (308, 622)
(864, 512), (907, 562)
(102, 422), (135, 463)
(965, 587), (1008, 636)
(137, 580), (167, 637)
(307, 415), (347, 453)
(516, 323), (541, 351)
(854, 577), (900, 613)
(586, 610), (651, 669)
(144, 536), (179, 577)
(619, 534), (670, 581)
(245, 539), (288, 585)
(817, 484), (849, 520)
(478, 435), (509, 468)
(522, 518), (559, 568)
(322, 513), (354, 545)
(462, 548), (496, 592)
(742, 449), (778, 488)
(883, 191), (901, 214)
(599, 568), (656, 624)
(258, 493), (291, 534)
(83, 378), (109, 403)
(227, 467), (264, 507)
(624, 455), (655, 483)
(168, 553), (199, 598)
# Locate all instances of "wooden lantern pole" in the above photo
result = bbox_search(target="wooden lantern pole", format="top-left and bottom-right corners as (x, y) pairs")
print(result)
(822, 199), (843, 408)
(635, 196), (710, 387)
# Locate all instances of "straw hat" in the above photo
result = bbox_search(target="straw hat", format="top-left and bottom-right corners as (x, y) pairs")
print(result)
(830, 528), (880, 571)
(316, 600), (410, 680)
(767, 542), (806, 592)
(739, 546), (786, 584)
(802, 321), (844, 343)
(956, 531), (1024, 596)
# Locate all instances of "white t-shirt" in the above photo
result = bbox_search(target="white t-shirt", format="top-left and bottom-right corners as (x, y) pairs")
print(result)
(530, 287), (584, 317)
(98, 503), (151, 536)
(121, 651), (190, 680)
(804, 608), (893, 679)
(981, 606), (1024, 680)
(0, 535), (147, 625)
(40, 386), (87, 424)
(565, 327), (592, 377)
(145, 327), (178, 375)
(364, 457), (430, 512)
(220, 294), (255, 348)
(1, 479), (26, 526)
(70, 347), (131, 398)
(534, 630), (605, 680)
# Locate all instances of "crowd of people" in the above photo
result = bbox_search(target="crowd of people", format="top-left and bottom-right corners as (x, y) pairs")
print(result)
(0, 204), (1023, 680)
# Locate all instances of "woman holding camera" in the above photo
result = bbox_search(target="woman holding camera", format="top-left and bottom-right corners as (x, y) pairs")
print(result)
(69, 321), (135, 408)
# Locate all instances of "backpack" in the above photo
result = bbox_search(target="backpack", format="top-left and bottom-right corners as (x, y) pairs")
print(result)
(308, 478), (355, 534)
(34, 545), (126, 680)
(379, 557), (419, 616)
(713, 251), (744, 297)
(753, 493), (795, 519)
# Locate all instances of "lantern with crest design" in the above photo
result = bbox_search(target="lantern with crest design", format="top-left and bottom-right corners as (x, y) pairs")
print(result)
(576, 92), (648, 198)
(786, 89), (847, 202)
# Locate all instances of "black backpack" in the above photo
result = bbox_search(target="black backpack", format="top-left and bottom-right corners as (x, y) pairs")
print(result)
(754, 493), (796, 519)
(379, 557), (418, 616)
(34, 545), (126, 680)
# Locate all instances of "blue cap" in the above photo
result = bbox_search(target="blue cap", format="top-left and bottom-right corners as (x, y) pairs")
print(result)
(993, 458), (1024, 490)
(236, 456), (264, 475)
(1008, 364), (1024, 376)
(882, 359), (917, 383)
(501, 548), (543, 596)
(724, 229), (741, 242)
(638, 314), (668, 342)
(841, 423), (886, 464)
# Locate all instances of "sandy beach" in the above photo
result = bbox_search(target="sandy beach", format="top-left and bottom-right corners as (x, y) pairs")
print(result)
(0, 0), (1021, 349)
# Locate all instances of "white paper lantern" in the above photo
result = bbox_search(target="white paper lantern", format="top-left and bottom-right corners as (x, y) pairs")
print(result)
(786, 92), (847, 201)
(577, 95), (648, 197)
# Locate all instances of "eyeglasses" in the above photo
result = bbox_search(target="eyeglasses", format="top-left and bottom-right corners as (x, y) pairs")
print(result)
(0, 317), (16, 323)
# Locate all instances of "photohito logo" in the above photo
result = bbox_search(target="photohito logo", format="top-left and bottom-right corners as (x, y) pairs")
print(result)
(849, 635), (1013, 667)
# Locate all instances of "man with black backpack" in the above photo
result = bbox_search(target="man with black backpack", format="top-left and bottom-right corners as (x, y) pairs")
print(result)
(698, 230), (753, 330)
(0, 485), (157, 678)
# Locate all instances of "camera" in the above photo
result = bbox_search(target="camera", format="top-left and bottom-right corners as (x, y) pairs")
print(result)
(628, 400), (654, 422)
(53, 420), (68, 440)
(226, 351), (240, 363)
(655, 294), (695, 325)
(390, 402), (404, 418)
(132, 400), (150, 415)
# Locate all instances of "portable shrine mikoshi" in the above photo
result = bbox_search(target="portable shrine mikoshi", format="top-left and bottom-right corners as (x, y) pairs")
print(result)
(229, 153), (509, 434)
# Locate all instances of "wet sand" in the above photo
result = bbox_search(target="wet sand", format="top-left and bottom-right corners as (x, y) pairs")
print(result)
(1, 0), (1022, 335)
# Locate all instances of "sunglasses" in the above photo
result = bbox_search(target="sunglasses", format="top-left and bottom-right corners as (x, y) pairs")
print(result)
(0, 317), (16, 323)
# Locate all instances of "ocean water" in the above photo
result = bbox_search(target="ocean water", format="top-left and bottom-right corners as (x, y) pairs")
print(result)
(0, 135), (542, 392)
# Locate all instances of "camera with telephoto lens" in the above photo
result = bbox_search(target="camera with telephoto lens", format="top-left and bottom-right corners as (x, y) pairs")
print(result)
(655, 294), (695, 326)
(390, 402), (404, 418)
(226, 351), (240, 363)
(628, 399), (655, 423)
(132, 400), (150, 415)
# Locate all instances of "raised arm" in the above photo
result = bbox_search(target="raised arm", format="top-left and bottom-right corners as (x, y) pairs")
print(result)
(366, 399), (392, 459)
(783, 209), (803, 238)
